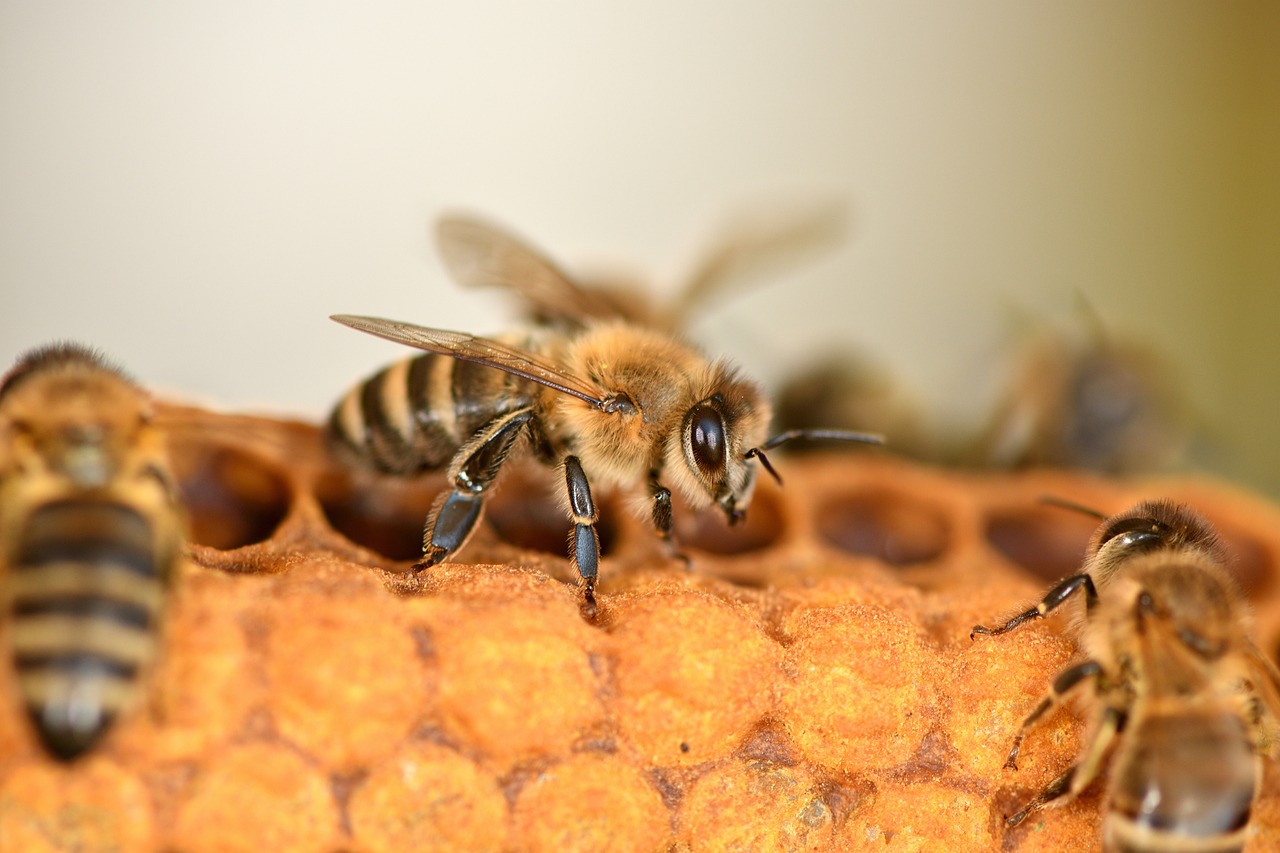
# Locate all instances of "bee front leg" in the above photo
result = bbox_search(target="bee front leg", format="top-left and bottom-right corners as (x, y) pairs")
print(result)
(563, 455), (600, 608)
(418, 408), (534, 569)
(648, 470), (690, 567)
(970, 573), (1099, 639)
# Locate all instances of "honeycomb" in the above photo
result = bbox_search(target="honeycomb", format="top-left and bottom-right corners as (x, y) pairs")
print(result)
(2, 402), (1279, 853)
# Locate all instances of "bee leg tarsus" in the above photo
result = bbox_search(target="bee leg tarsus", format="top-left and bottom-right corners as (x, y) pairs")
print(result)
(421, 491), (484, 568)
(1004, 808), (1030, 828)
(1002, 746), (1021, 771)
(1004, 764), (1076, 829)
(581, 576), (599, 617)
(973, 574), (1099, 640)
(414, 545), (449, 571)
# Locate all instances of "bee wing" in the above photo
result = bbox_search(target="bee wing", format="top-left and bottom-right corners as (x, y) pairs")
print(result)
(331, 315), (607, 408)
(435, 214), (632, 326)
(666, 202), (847, 326)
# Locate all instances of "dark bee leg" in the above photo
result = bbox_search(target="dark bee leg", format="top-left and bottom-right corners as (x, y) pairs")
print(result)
(563, 456), (600, 608)
(648, 471), (690, 567)
(1005, 705), (1123, 827)
(1002, 660), (1103, 769)
(418, 408), (534, 569)
(970, 573), (1099, 639)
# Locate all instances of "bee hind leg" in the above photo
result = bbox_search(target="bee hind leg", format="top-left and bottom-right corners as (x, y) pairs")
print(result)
(415, 408), (535, 570)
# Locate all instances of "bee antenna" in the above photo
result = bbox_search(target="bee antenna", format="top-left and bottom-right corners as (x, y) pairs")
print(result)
(744, 445), (782, 485)
(746, 429), (884, 487)
(1038, 494), (1108, 520)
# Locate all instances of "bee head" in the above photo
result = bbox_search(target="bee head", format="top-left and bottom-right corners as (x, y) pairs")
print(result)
(667, 366), (771, 526)
(670, 365), (883, 526)
(1087, 499), (1226, 584)
(1, 346), (149, 489)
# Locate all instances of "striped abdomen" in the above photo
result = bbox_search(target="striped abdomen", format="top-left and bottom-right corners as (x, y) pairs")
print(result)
(328, 352), (535, 476)
(9, 498), (172, 760)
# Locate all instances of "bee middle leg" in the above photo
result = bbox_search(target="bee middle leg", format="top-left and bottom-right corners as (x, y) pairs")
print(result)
(1003, 659), (1103, 769)
(1006, 704), (1123, 827)
(418, 408), (534, 569)
(563, 455), (600, 607)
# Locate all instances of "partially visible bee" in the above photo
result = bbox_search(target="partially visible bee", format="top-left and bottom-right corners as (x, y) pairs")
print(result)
(328, 212), (878, 606)
(976, 312), (1188, 475)
(771, 349), (935, 463)
(0, 344), (184, 760)
(971, 500), (1280, 852)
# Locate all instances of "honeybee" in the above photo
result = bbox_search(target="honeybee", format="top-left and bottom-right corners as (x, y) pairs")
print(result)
(977, 311), (1188, 475)
(329, 212), (879, 606)
(971, 500), (1280, 852)
(0, 344), (184, 760)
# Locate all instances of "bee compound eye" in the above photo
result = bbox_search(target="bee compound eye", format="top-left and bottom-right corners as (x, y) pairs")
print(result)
(1099, 517), (1165, 554)
(687, 402), (727, 478)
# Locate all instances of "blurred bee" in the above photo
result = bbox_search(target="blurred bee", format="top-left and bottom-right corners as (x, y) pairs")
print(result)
(971, 500), (1280, 852)
(0, 344), (184, 760)
(329, 211), (879, 606)
(976, 308), (1189, 475)
(771, 349), (936, 463)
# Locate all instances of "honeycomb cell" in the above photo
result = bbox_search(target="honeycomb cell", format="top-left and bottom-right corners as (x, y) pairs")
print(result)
(678, 758), (836, 851)
(347, 742), (508, 853)
(951, 628), (1081, 779)
(0, 757), (153, 853)
(423, 592), (605, 763)
(316, 470), (441, 562)
(510, 754), (670, 853)
(609, 589), (782, 767)
(780, 603), (939, 771)
(984, 503), (1097, 582)
(816, 489), (949, 566)
(264, 574), (430, 771)
(172, 442), (291, 550)
(840, 780), (996, 852)
(172, 742), (339, 853)
(113, 567), (260, 762)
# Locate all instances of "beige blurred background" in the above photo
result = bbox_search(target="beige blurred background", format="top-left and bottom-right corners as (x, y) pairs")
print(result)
(1, 4), (1278, 494)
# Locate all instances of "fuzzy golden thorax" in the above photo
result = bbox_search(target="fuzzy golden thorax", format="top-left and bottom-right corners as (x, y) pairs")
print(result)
(0, 349), (159, 494)
(544, 322), (770, 519)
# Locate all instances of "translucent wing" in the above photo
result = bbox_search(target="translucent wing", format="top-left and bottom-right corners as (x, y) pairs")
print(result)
(331, 314), (606, 408)
(435, 214), (635, 326)
(667, 202), (847, 326)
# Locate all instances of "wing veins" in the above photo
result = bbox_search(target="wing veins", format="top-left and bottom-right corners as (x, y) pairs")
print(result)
(331, 315), (605, 408)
